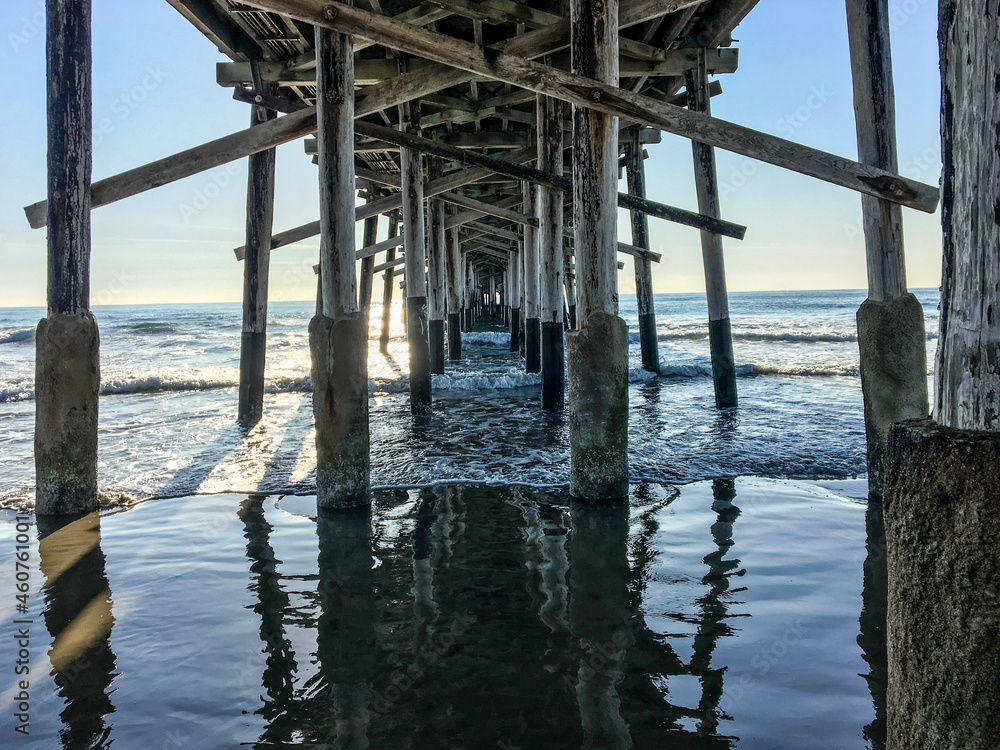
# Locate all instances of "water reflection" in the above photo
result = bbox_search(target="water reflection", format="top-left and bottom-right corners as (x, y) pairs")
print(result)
(315, 506), (376, 749)
(37, 512), (117, 749)
(568, 500), (633, 750)
(859, 497), (887, 750)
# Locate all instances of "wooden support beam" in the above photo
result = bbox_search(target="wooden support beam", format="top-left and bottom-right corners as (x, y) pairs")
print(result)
(446, 218), (463, 359)
(687, 50), (737, 409)
(24, 58), (472, 229)
(379, 216), (399, 352)
(566, 0), (629, 499)
(624, 126), (659, 373)
(358, 203), (379, 315)
(244, 0), (939, 213)
(427, 161), (448, 374)
(36, 0), (100, 515)
(400, 100), (432, 413)
(537, 92), (566, 411)
(239, 84), (278, 427)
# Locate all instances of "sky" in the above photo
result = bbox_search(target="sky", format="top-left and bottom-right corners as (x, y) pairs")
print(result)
(0, 0), (944, 308)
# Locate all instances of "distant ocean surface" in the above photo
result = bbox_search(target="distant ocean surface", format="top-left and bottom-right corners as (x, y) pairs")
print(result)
(0, 289), (940, 506)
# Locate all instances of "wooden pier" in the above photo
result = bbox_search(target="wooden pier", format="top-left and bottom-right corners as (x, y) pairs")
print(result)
(29, 1), (1000, 739)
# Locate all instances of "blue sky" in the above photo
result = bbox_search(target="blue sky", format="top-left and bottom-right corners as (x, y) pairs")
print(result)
(0, 0), (943, 307)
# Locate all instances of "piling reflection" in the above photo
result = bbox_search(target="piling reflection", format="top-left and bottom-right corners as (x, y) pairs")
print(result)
(859, 497), (887, 750)
(315, 505), (376, 749)
(568, 500), (634, 750)
(37, 512), (117, 750)
(239, 494), (298, 747)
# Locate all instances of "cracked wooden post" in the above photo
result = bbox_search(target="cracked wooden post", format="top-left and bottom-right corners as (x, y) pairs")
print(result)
(400, 100), (432, 413)
(378, 213), (398, 354)
(446, 218), (463, 359)
(624, 127), (660, 374)
(523, 181), (541, 371)
(885, 4), (1000, 746)
(538, 92), (566, 410)
(567, 0), (628, 500)
(309, 23), (369, 508)
(846, 0), (929, 496)
(238, 74), (277, 429)
(426, 167), (447, 374)
(35, 0), (99, 515)
(686, 51), (737, 409)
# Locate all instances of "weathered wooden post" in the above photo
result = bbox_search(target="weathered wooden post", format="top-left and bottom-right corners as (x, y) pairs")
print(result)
(506, 248), (520, 351)
(309, 24), (369, 508)
(884, 3), (1000, 746)
(400, 101), (432, 413)
(378, 215), (399, 354)
(357, 203), (379, 320)
(567, 0), (629, 499)
(427, 189), (447, 374)
(489, 272), (497, 318)
(686, 52), (737, 409)
(464, 256), (474, 331)
(35, 0), (100, 515)
(846, 0), (929, 496)
(565, 254), (578, 330)
(238, 71), (277, 428)
(538, 93), (566, 410)
(445, 220), (463, 359)
(523, 182), (541, 372)
(624, 127), (660, 374)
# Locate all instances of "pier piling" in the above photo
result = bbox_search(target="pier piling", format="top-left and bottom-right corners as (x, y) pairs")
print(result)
(686, 51), (737, 409)
(885, 3), (1000, 745)
(523, 182), (541, 372)
(238, 71), (277, 428)
(36, 0), (99, 515)
(427, 178), (447, 375)
(400, 100), (432, 414)
(567, 0), (629, 500)
(378, 214), (398, 354)
(624, 127), (659, 375)
(310, 24), (369, 508)
(446, 220), (463, 360)
(846, 0), (929, 495)
(537, 93), (566, 410)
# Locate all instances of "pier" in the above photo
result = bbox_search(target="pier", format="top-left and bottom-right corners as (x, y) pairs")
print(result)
(22, 0), (998, 745)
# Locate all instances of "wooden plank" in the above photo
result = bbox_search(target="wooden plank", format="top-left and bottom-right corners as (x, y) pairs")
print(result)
(246, 0), (939, 213)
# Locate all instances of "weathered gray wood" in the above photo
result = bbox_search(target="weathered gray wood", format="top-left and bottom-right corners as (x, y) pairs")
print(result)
(935, 1), (1000, 432)
(25, 58), (472, 229)
(358, 208), (379, 315)
(400, 100), (432, 412)
(846, 0), (906, 301)
(624, 127), (659, 373)
(246, 0), (939, 213)
(427, 160), (448, 374)
(46, 0), (92, 314)
(538, 91), (566, 410)
(446, 220), (463, 359)
(379, 216), (399, 353)
(239, 86), (278, 427)
(572, 0), (620, 319)
(687, 50), (736, 408)
(316, 27), (357, 319)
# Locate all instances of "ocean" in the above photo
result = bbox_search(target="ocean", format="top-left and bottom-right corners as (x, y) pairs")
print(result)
(0, 289), (935, 748)
(0, 288), (940, 505)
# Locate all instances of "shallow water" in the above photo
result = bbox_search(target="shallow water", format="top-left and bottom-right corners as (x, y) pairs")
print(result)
(0, 290), (940, 504)
(0, 478), (886, 749)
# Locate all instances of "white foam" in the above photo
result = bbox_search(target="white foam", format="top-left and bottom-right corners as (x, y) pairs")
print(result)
(0, 328), (35, 345)
(432, 371), (542, 391)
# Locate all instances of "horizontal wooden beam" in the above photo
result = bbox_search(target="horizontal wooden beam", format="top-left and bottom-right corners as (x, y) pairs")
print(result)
(250, 0), (938, 213)
(25, 60), (472, 228)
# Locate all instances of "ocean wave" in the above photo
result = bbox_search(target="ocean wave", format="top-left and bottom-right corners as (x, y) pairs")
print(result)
(746, 363), (861, 377)
(118, 321), (177, 334)
(462, 332), (511, 346)
(0, 328), (35, 344)
(432, 371), (541, 391)
(656, 329), (860, 344)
